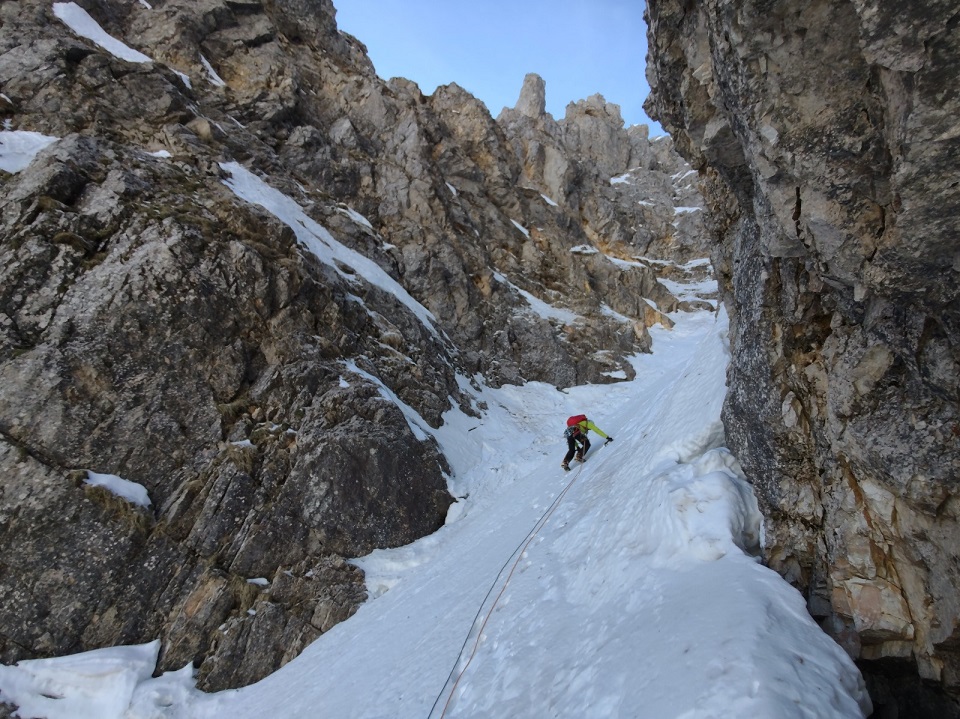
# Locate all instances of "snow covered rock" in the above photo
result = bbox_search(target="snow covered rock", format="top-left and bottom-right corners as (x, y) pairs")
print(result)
(0, 132), (451, 690)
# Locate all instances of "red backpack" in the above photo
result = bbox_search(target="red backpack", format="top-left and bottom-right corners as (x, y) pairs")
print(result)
(566, 414), (586, 428)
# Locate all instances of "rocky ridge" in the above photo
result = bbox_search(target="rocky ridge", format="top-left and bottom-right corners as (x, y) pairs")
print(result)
(0, 0), (707, 693)
(644, 0), (960, 715)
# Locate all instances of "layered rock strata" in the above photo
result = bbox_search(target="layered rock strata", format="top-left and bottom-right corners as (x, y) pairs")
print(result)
(644, 0), (960, 714)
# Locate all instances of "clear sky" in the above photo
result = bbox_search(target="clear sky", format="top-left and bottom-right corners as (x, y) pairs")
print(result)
(333, 0), (663, 132)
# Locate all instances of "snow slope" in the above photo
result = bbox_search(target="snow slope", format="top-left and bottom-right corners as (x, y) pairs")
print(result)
(0, 302), (871, 718)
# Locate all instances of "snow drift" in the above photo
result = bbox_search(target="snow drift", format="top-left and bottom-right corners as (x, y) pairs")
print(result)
(0, 304), (871, 718)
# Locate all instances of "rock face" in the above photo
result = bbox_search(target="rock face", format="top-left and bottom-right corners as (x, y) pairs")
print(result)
(0, 0), (706, 694)
(644, 0), (960, 715)
(499, 73), (712, 267)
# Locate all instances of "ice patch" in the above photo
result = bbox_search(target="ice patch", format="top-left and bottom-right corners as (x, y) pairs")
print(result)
(337, 206), (373, 229)
(600, 304), (634, 324)
(604, 255), (645, 270)
(343, 360), (432, 442)
(173, 69), (192, 89)
(570, 244), (599, 255)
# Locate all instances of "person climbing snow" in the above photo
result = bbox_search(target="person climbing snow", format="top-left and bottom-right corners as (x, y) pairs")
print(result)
(562, 414), (613, 471)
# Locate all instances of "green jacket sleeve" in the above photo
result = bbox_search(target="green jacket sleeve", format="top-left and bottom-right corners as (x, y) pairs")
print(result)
(585, 421), (608, 439)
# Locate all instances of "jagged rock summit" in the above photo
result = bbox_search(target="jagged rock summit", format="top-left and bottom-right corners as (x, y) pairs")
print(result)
(498, 72), (711, 267)
(645, 0), (960, 715)
(0, 0), (709, 697)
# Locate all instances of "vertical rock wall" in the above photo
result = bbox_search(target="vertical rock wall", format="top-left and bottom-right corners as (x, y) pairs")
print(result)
(644, 0), (960, 715)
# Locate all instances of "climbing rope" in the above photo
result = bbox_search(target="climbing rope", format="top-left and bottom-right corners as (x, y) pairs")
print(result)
(428, 459), (588, 719)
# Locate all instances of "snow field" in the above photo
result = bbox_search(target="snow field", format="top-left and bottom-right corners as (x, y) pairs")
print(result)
(0, 642), (162, 719)
(0, 302), (871, 718)
(430, 311), (869, 718)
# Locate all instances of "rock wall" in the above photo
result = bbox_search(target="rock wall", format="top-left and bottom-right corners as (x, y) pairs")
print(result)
(0, 0), (707, 693)
(644, 0), (960, 715)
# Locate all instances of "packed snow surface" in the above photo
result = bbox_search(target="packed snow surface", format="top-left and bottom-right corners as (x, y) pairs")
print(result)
(53, 3), (152, 64)
(0, 302), (871, 718)
(83, 471), (152, 508)
(0, 130), (58, 173)
(0, 642), (164, 719)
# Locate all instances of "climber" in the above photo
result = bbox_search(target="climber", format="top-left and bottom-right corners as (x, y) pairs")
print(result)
(561, 414), (613, 471)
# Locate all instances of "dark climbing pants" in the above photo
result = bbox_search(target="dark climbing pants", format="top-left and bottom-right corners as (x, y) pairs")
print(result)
(564, 436), (590, 464)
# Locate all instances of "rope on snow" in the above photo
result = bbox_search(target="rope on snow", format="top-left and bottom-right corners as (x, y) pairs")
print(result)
(429, 459), (589, 718)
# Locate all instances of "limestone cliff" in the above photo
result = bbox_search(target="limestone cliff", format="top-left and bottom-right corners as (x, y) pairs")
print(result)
(0, 0), (706, 694)
(644, 0), (960, 715)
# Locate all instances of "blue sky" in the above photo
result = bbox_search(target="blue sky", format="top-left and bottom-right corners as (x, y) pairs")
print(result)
(333, 0), (662, 132)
